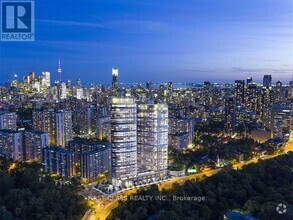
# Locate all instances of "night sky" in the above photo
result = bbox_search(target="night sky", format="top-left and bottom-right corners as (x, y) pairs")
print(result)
(0, 0), (292, 84)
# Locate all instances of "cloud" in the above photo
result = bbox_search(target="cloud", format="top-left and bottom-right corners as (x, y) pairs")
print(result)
(36, 19), (170, 33)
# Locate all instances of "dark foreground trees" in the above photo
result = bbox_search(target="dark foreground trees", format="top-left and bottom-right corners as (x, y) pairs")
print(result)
(0, 160), (88, 220)
(108, 153), (293, 220)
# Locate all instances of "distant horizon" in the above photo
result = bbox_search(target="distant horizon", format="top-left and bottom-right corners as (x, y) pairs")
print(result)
(1, 71), (292, 86)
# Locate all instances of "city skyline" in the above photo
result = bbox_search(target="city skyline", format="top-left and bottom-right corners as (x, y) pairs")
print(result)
(0, 0), (292, 84)
(2, 69), (292, 86)
(0, 1), (292, 219)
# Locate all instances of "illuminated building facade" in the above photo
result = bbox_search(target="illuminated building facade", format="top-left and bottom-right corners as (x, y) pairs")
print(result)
(270, 106), (292, 140)
(33, 109), (73, 147)
(137, 104), (168, 173)
(225, 97), (236, 133)
(245, 83), (257, 113)
(96, 115), (111, 141)
(42, 146), (75, 177)
(260, 87), (273, 130)
(234, 80), (245, 105)
(0, 129), (24, 161)
(263, 75), (272, 87)
(81, 145), (110, 182)
(168, 117), (194, 149)
(112, 68), (119, 89)
(110, 97), (137, 186)
(24, 130), (49, 161)
(0, 112), (17, 130)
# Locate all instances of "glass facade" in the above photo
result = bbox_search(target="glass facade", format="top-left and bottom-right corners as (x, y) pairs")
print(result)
(110, 98), (137, 180)
(137, 104), (168, 172)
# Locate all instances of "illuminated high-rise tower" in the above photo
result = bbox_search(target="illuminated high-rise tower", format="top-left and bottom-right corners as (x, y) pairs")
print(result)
(58, 58), (62, 83)
(112, 68), (119, 88)
(246, 77), (252, 86)
(234, 80), (245, 105)
(263, 75), (272, 88)
(225, 97), (236, 133)
(203, 81), (211, 106)
(137, 104), (168, 174)
(110, 97), (137, 186)
(261, 86), (273, 130)
(0, 112), (17, 130)
(32, 109), (73, 147)
(274, 81), (283, 104)
(42, 71), (51, 87)
(246, 83), (257, 113)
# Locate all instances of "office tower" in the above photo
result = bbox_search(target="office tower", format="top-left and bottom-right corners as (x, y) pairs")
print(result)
(81, 145), (110, 182)
(137, 104), (168, 173)
(263, 75), (272, 87)
(274, 81), (283, 104)
(270, 106), (292, 139)
(167, 82), (173, 90)
(32, 109), (73, 147)
(75, 88), (83, 99)
(66, 80), (71, 88)
(225, 97), (236, 133)
(0, 112), (17, 130)
(11, 75), (18, 88)
(42, 71), (51, 87)
(29, 72), (35, 83)
(112, 68), (119, 89)
(60, 82), (67, 99)
(260, 87), (273, 130)
(42, 146), (75, 177)
(110, 97), (137, 186)
(246, 77), (252, 85)
(75, 79), (82, 88)
(32, 80), (41, 92)
(246, 83), (258, 113)
(146, 81), (152, 90)
(24, 130), (49, 161)
(96, 116), (111, 141)
(203, 81), (211, 106)
(234, 80), (245, 105)
(0, 129), (23, 161)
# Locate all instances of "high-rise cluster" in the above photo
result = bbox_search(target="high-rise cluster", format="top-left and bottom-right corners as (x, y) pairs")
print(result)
(224, 75), (292, 140)
(0, 68), (291, 186)
(110, 98), (169, 187)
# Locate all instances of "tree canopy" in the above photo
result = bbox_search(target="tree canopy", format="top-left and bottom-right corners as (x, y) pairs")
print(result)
(108, 153), (293, 220)
(0, 160), (88, 220)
